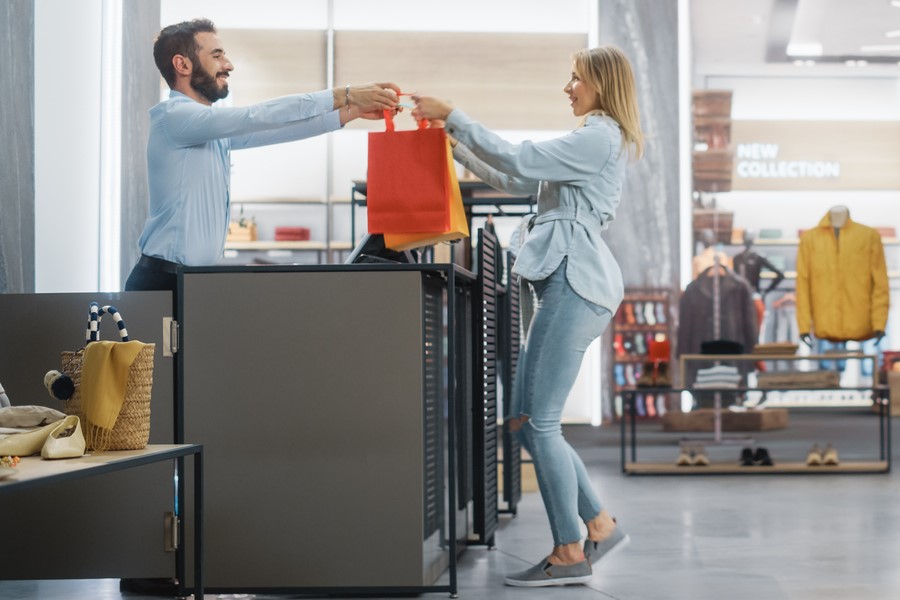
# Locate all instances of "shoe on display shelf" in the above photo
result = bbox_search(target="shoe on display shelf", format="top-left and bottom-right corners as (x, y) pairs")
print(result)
(645, 394), (657, 418)
(634, 302), (645, 325)
(691, 445), (710, 466)
(753, 447), (775, 466)
(822, 443), (840, 466)
(643, 301), (657, 326)
(806, 444), (823, 466)
(655, 301), (667, 324)
(634, 332), (647, 355)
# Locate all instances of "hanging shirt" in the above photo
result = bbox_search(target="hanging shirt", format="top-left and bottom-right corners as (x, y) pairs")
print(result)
(446, 111), (628, 313)
(796, 211), (889, 341)
(139, 90), (342, 266)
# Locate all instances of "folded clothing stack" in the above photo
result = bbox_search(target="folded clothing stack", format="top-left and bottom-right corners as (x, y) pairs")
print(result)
(756, 370), (840, 389)
(694, 365), (742, 389)
(274, 226), (311, 241)
(752, 342), (799, 356)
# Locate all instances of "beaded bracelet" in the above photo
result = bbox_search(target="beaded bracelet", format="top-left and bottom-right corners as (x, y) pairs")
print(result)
(345, 84), (350, 111)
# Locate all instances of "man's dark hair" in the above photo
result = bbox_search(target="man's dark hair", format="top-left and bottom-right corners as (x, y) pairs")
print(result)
(153, 18), (217, 88)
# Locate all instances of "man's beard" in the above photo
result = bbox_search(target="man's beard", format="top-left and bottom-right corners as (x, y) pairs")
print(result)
(191, 65), (229, 104)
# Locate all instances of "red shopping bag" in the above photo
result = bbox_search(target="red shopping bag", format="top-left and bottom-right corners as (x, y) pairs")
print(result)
(367, 113), (453, 234)
(383, 136), (469, 251)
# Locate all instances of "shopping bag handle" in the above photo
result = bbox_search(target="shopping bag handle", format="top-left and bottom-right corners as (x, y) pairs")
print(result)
(85, 302), (130, 344)
(383, 110), (428, 132)
(383, 91), (428, 132)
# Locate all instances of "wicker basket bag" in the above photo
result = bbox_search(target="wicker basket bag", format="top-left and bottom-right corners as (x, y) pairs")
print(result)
(61, 303), (154, 451)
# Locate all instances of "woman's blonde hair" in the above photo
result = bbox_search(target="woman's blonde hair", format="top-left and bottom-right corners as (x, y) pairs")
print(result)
(573, 46), (644, 160)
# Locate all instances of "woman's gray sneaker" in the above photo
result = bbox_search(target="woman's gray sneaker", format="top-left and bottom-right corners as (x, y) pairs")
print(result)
(503, 558), (592, 587)
(583, 526), (630, 564)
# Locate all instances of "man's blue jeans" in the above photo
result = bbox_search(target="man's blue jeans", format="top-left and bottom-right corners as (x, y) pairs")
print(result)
(511, 259), (613, 546)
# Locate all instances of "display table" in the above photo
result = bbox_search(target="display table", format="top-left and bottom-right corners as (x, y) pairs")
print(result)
(619, 387), (890, 475)
(0, 444), (204, 598)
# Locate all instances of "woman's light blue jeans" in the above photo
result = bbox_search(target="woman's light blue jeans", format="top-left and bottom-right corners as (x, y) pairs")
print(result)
(511, 258), (613, 546)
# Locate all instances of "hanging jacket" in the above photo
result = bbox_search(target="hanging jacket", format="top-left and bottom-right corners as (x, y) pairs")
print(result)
(796, 211), (889, 341)
(678, 269), (758, 386)
(678, 270), (758, 357)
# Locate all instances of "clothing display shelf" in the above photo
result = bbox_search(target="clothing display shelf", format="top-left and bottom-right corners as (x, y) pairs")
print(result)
(611, 288), (675, 421)
(223, 197), (352, 263)
(679, 352), (880, 392)
(619, 386), (891, 475)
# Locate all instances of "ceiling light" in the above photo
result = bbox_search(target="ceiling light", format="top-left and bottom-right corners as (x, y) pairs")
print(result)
(892, 0), (900, 8)
(787, 42), (822, 56)
(886, 30), (900, 38)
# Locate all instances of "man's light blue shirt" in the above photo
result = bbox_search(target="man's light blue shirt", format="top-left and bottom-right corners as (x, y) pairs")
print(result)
(446, 110), (628, 313)
(139, 89), (342, 266)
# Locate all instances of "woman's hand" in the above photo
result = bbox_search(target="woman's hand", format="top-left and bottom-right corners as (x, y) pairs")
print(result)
(412, 95), (453, 122)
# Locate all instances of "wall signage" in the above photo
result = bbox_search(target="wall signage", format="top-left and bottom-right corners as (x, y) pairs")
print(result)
(730, 121), (900, 191)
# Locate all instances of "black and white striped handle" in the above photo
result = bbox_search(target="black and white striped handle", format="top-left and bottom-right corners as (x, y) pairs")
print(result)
(85, 302), (130, 344)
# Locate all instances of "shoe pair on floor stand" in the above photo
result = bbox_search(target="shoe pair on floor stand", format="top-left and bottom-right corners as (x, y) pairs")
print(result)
(676, 444), (710, 466)
(504, 523), (631, 587)
(807, 443), (839, 466)
(739, 447), (774, 466)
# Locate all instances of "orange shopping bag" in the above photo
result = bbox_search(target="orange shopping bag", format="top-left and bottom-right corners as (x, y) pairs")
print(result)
(383, 134), (469, 251)
(367, 113), (454, 235)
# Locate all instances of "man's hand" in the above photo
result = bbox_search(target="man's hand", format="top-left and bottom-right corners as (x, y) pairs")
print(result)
(339, 104), (401, 126)
(348, 83), (400, 112)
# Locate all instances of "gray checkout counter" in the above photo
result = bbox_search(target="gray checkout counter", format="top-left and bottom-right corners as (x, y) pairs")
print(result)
(0, 230), (522, 597)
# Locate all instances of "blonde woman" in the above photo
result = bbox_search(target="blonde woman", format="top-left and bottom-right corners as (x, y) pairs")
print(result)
(413, 45), (644, 587)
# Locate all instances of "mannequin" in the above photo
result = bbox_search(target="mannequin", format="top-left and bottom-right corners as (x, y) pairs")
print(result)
(798, 206), (886, 346)
(733, 229), (785, 297)
(733, 229), (784, 338)
(692, 228), (732, 279)
(830, 205), (849, 229)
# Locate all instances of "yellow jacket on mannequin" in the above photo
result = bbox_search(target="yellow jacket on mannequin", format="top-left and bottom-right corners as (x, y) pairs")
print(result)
(796, 210), (889, 341)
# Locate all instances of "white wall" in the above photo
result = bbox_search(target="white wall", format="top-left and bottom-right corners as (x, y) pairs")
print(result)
(34, 0), (103, 292)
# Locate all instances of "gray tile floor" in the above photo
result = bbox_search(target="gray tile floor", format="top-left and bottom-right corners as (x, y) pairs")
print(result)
(2, 412), (899, 599)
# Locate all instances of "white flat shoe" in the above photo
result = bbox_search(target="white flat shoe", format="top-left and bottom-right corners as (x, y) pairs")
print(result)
(41, 415), (86, 459)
